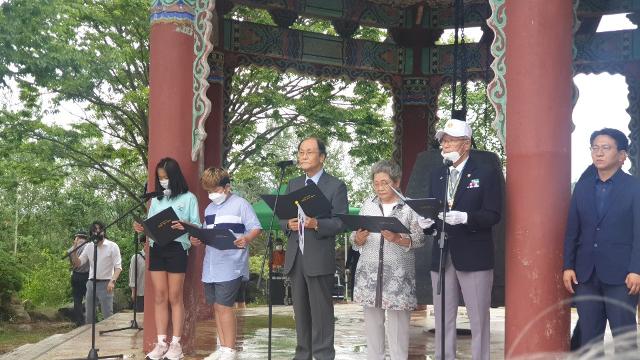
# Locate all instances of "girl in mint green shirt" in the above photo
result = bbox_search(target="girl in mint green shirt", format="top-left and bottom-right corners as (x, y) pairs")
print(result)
(133, 157), (200, 360)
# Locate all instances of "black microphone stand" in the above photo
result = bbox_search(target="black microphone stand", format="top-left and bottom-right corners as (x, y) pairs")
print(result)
(257, 163), (289, 360)
(64, 231), (124, 360)
(436, 159), (453, 360)
(97, 196), (157, 335)
(100, 231), (144, 335)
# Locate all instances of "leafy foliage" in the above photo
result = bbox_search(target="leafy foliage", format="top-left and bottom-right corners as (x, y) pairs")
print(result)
(0, 0), (150, 200)
(0, 248), (24, 320)
(20, 250), (70, 307)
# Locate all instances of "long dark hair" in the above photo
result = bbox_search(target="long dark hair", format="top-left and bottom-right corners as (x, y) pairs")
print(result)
(154, 157), (189, 200)
(89, 221), (106, 240)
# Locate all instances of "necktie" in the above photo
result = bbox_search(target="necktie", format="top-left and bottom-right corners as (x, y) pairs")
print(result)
(298, 178), (313, 255)
(448, 168), (459, 208)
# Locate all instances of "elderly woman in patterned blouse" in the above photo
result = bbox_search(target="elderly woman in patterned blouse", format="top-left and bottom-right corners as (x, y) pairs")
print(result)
(351, 160), (425, 360)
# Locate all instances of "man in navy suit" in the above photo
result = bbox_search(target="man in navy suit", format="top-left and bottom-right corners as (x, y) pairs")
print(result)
(419, 119), (502, 360)
(563, 128), (640, 352)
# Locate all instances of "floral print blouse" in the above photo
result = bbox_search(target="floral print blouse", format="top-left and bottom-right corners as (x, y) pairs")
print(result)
(350, 196), (425, 311)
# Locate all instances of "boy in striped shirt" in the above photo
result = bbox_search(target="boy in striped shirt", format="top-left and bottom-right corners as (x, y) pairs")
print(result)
(190, 167), (262, 360)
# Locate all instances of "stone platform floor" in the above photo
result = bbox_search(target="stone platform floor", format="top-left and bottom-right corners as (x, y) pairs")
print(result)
(1, 303), (585, 360)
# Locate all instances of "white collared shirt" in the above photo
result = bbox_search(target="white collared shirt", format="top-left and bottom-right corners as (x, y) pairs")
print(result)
(78, 239), (122, 280)
(449, 156), (469, 175)
(305, 168), (324, 185)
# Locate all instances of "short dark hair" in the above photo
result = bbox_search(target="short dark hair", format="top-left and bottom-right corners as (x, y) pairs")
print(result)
(155, 157), (189, 199)
(590, 128), (629, 151)
(298, 137), (327, 157)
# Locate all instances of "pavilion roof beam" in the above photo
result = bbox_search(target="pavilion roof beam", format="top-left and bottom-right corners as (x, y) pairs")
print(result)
(221, 19), (490, 79)
(229, 0), (640, 31)
(575, 29), (640, 68)
(229, 0), (491, 29)
(576, 15), (602, 36)
(576, 0), (640, 17)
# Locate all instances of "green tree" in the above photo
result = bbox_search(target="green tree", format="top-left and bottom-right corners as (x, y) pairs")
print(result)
(0, 0), (150, 200)
(0, 248), (25, 320)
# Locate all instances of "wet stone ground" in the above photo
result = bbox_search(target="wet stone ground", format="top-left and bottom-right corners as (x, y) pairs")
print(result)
(3, 303), (590, 360)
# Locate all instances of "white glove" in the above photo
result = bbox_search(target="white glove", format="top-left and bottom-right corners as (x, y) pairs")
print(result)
(438, 211), (468, 225)
(417, 216), (435, 229)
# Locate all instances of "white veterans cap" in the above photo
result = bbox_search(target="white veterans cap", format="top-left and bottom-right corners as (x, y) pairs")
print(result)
(435, 119), (472, 141)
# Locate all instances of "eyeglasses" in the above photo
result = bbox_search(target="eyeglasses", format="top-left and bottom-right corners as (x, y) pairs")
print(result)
(589, 145), (615, 153)
(297, 151), (319, 157)
(440, 138), (468, 145)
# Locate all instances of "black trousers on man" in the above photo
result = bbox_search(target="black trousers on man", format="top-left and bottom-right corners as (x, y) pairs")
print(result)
(71, 271), (89, 326)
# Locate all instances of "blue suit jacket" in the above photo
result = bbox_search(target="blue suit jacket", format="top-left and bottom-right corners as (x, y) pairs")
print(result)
(563, 168), (640, 285)
(428, 154), (502, 272)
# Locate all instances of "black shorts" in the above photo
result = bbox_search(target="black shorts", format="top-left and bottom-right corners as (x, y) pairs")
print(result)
(149, 241), (188, 273)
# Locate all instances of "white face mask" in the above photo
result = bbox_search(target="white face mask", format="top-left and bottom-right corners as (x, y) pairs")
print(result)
(442, 151), (462, 164)
(208, 192), (227, 205)
(159, 179), (169, 189)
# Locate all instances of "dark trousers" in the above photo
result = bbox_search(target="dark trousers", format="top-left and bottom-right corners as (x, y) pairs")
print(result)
(71, 271), (89, 326)
(570, 318), (581, 351)
(575, 273), (638, 353)
(132, 295), (144, 312)
(289, 251), (335, 360)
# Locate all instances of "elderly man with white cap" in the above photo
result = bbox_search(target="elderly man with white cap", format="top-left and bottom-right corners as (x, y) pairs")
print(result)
(418, 118), (502, 360)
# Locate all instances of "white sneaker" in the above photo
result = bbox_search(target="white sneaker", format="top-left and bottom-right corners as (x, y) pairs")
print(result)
(219, 347), (237, 360)
(145, 341), (168, 360)
(203, 348), (222, 360)
(164, 341), (184, 360)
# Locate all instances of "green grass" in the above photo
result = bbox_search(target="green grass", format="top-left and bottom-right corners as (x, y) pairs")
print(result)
(0, 322), (75, 355)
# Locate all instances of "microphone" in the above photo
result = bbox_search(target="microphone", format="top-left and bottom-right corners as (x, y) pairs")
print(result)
(276, 159), (297, 168)
(443, 159), (454, 166)
(140, 189), (171, 200)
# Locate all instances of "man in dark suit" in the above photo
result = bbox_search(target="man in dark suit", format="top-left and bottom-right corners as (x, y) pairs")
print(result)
(281, 137), (348, 360)
(419, 119), (502, 360)
(563, 128), (640, 352)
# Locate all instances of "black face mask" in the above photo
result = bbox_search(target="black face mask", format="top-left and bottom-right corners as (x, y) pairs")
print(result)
(92, 229), (105, 241)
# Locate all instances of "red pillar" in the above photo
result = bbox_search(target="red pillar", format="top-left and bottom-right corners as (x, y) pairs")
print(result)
(504, 0), (573, 357)
(144, 14), (199, 352)
(400, 104), (429, 190)
(397, 76), (442, 190)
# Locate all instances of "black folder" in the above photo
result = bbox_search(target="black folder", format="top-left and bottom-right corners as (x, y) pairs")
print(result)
(134, 207), (186, 247)
(337, 214), (411, 234)
(261, 182), (332, 220)
(404, 198), (442, 219)
(180, 222), (240, 250)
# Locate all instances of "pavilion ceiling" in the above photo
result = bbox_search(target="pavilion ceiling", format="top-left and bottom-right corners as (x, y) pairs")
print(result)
(213, 0), (640, 81)
(365, 0), (485, 7)
(229, 0), (640, 32)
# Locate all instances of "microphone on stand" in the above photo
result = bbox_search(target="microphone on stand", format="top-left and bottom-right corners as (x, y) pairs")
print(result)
(140, 189), (171, 200)
(276, 159), (297, 168)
